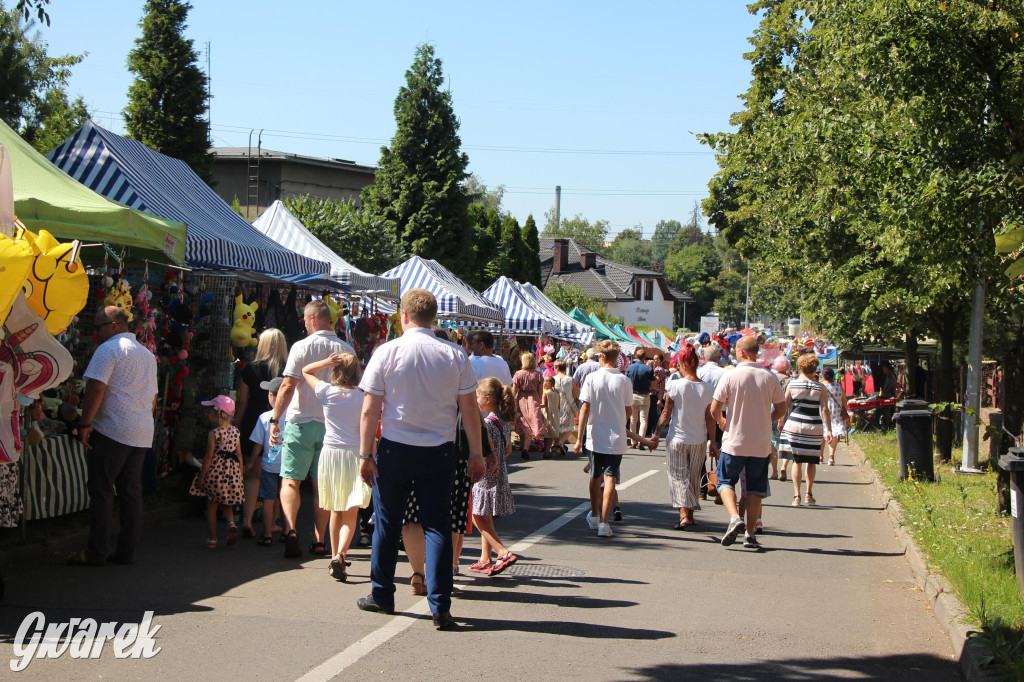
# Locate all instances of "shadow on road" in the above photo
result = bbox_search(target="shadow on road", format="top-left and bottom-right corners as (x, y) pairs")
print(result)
(454, 615), (675, 639)
(621, 653), (957, 681)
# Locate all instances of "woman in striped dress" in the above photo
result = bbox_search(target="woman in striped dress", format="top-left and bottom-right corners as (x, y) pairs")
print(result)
(656, 343), (716, 529)
(777, 353), (834, 506)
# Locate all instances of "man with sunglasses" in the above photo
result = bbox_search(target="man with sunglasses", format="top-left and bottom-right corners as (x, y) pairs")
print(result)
(68, 305), (158, 567)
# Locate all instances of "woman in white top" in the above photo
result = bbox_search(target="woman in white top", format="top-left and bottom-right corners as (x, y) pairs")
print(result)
(655, 343), (717, 529)
(302, 353), (372, 582)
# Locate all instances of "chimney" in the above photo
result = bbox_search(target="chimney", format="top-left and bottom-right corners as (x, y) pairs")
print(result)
(553, 238), (569, 273)
(581, 251), (597, 269)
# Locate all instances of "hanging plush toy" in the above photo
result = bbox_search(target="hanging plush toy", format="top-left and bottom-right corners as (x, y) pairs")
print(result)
(17, 229), (88, 334)
(103, 280), (135, 323)
(231, 294), (258, 348)
(324, 294), (345, 327)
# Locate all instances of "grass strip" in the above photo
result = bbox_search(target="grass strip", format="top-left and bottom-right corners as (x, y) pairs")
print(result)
(854, 431), (1024, 678)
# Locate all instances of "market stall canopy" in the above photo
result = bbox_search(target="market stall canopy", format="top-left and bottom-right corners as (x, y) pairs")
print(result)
(380, 256), (503, 324)
(586, 312), (638, 354)
(624, 325), (658, 349)
(47, 122), (327, 276)
(481, 277), (551, 334)
(517, 282), (595, 345)
(252, 200), (400, 297)
(0, 120), (186, 261)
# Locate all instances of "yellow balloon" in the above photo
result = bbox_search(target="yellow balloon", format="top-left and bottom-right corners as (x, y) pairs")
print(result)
(17, 229), (89, 334)
(0, 232), (34, 327)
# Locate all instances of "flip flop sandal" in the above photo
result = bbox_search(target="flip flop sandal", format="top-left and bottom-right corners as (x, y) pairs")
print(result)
(410, 571), (427, 595)
(226, 524), (239, 546)
(488, 553), (518, 576)
(329, 558), (347, 582)
(284, 530), (302, 558)
(204, 539), (217, 549)
(256, 536), (273, 547)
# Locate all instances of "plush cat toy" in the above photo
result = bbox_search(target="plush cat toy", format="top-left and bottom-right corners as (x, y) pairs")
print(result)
(231, 294), (259, 348)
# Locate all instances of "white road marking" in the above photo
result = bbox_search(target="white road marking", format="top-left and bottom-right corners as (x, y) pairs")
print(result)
(295, 467), (661, 682)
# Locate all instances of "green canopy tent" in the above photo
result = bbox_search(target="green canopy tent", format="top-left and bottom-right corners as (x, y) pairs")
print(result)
(0, 119), (186, 263)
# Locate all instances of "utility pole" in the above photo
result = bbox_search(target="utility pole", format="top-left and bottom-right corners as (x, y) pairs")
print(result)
(205, 41), (212, 128)
(960, 231), (986, 473)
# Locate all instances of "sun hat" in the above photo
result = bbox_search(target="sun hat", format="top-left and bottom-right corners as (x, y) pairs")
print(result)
(201, 395), (236, 415)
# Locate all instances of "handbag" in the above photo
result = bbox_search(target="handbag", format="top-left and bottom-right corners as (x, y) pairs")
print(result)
(706, 469), (719, 497)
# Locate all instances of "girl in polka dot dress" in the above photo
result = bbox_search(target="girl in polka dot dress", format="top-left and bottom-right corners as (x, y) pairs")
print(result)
(189, 395), (245, 548)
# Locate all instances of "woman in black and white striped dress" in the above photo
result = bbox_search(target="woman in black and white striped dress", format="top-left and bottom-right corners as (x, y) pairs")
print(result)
(657, 343), (717, 529)
(778, 353), (833, 506)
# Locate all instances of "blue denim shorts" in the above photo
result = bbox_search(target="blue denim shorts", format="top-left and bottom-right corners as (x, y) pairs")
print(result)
(258, 469), (282, 501)
(716, 452), (769, 497)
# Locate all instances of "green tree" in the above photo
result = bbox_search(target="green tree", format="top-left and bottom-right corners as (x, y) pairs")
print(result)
(544, 281), (604, 316)
(604, 229), (654, 268)
(124, 0), (212, 183)
(702, 0), (1024, 459)
(520, 214), (542, 285)
(541, 208), (609, 252)
(0, 8), (89, 151)
(284, 195), (404, 275)
(361, 44), (473, 280)
(650, 219), (682, 264)
(664, 235), (722, 321)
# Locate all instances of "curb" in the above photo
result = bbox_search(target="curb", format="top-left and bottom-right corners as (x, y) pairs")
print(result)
(847, 439), (1000, 681)
(2, 499), (197, 566)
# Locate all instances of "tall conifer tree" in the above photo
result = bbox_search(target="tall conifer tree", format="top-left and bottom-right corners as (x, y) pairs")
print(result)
(124, 0), (212, 183)
(520, 214), (541, 285)
(361, 44), (473, 278)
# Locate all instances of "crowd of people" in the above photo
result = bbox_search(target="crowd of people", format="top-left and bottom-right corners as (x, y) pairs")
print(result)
(67, 291), (853, 629)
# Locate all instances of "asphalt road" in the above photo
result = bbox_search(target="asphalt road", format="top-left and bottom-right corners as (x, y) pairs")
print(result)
(0, 442), (959, 681)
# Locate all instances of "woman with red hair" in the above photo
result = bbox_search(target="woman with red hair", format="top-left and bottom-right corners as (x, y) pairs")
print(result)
(656, 344), (717, 529)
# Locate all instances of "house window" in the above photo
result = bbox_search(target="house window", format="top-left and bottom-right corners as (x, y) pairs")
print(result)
(644, 280), (654, 301)
(633, 281), (641, 299)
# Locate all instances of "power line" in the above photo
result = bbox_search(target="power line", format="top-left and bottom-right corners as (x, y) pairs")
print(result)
(91, 111), (711, 157)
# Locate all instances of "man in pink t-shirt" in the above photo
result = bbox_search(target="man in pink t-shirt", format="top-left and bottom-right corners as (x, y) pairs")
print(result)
(711, 336), (787, 549)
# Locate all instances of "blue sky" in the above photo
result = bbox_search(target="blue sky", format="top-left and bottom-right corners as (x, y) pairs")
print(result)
(37, 1), (760, 237)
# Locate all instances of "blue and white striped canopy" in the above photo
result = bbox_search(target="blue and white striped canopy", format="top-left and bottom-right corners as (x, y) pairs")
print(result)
(481, 277), (554, 334)
(46, 122), (328, 276)
(518, 281), (596, 345)
(253, 201), (400, 297)
(379, 256), (503, 323)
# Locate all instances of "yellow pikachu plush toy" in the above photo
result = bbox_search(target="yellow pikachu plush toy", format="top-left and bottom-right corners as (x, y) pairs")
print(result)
(231, 294), (259, 348)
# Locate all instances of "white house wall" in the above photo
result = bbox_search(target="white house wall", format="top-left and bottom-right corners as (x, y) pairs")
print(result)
(606, 299), (673, 329)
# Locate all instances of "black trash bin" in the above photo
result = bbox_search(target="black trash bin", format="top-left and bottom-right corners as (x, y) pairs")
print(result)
(999, 449), (1024, 594)
(897, 399), (929, 412)
(893, 407), (934, 482)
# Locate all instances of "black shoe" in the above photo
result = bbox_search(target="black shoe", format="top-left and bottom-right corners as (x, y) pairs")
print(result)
(613, 507), (622, 522)
(357, 595), (394, 615)
(284, 530), (302, 558)
(521, 450), (530, 460)
(743, 535), (763, 550)
(433, 611), (455, 630)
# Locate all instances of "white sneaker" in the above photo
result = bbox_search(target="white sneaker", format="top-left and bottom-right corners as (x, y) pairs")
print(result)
(586, 511), (598, 530)
(597, 522), (613, 537)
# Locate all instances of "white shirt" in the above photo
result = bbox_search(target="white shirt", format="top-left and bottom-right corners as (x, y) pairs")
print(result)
(469, 353), (513, 385)
(665, 378), (714, 444)
(282, 330), (355, 424)
(315, 381), (362, 448)
(83, 332), (158, 448)
(697, 362), (726, 388)
(578, 367), (632, 455)
(360, 326), (478, 447)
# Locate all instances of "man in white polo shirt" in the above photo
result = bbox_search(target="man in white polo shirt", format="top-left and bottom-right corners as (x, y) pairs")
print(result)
(467, 330), (513, 385)
(69, 306), (158, 567)
(270, 299), (354, 559)
(356, 289), (485, 629)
